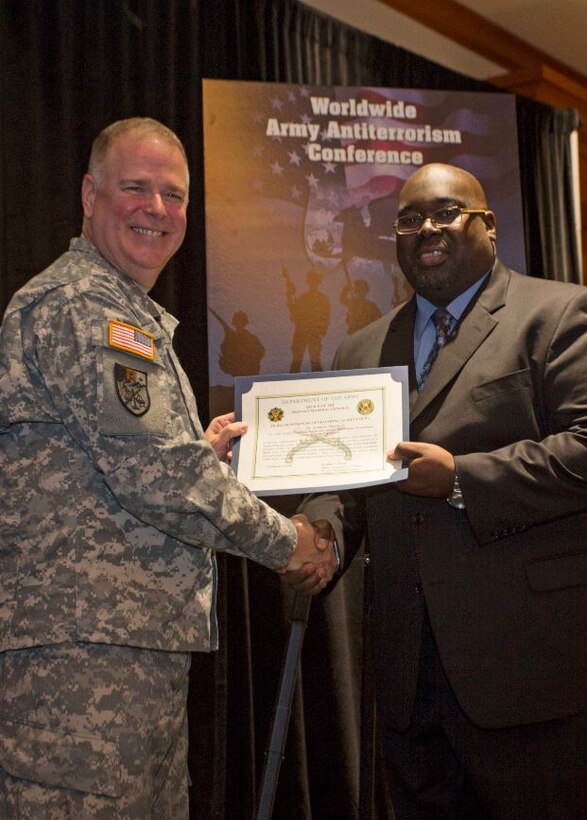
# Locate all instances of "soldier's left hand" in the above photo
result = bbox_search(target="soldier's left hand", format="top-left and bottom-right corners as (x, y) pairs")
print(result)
(205, 412), (248, 462)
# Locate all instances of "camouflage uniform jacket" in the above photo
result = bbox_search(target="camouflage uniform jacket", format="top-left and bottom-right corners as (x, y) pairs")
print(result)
(0, 239), (296, 653)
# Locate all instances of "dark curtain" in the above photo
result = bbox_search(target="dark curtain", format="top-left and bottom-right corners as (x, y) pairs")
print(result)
(516, 101), (582, 282)
(0, 2), (581, 818)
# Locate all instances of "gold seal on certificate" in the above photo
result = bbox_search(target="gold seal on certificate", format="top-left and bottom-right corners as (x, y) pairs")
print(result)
(357, 398), (374, 415)
(233, 368), (409, 496)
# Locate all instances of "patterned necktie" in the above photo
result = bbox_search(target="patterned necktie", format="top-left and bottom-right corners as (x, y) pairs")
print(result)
(417, 307), (455, 391)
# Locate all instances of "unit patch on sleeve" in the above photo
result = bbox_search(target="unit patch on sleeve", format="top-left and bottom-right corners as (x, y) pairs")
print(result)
(114, 363), (151, 416)
(109, 320), (155, 360)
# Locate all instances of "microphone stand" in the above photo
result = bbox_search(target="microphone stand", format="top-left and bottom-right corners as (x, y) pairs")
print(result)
(255, 593), (311, 820)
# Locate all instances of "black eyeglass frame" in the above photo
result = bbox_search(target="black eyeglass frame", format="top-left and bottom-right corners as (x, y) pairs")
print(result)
(393, 206), (489, 235)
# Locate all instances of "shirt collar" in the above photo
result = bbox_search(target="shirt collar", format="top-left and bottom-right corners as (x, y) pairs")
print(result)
(414, 266), (492, 338)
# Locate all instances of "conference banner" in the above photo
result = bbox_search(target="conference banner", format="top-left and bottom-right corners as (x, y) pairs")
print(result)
(202, 80), (524, 416)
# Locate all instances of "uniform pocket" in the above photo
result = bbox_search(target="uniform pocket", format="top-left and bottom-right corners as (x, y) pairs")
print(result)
(0, 716), (123, 797)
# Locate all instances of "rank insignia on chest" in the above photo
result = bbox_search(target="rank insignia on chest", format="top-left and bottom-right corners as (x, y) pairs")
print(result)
(109, 320), (155, 360)
(114, 363), (151, 416)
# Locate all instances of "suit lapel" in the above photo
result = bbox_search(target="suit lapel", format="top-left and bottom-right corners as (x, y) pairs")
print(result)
(379, 299), (416, 366)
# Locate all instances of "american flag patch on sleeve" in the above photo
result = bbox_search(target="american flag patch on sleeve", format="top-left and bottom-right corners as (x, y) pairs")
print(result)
(109, 320), (156, 360)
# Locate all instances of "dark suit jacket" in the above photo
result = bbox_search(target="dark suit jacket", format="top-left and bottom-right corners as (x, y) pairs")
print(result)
(303, 260), (587, 731)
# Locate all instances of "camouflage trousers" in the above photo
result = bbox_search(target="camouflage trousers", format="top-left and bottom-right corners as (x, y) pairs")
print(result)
(0, 642), (191, 819)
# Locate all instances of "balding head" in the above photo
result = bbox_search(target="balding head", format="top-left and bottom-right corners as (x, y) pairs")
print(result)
(398, 163), (489, 211)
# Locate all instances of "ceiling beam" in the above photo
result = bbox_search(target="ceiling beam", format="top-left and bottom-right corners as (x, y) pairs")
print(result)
(375, 0), (587, 87)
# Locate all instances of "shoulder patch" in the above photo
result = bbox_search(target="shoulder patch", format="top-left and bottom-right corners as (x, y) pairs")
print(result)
(109, 320), (155, 360)
(114, 363), (151, 416)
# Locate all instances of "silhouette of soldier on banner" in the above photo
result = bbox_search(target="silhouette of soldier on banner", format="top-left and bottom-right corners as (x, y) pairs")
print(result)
(283, 268), (331, 372)
(210, 309), (265, 376)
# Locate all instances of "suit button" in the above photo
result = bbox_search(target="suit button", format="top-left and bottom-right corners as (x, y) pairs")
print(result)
(413, 513), (424, 525)
(415, 583), (423, 596)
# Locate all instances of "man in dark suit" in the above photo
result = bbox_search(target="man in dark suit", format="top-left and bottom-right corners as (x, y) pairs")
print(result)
(288, 164), (587, 818)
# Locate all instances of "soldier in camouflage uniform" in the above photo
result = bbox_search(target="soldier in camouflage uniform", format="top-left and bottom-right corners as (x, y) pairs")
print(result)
(0, 118), (337, 818)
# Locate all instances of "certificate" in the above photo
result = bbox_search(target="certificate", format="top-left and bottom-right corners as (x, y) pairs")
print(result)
(233, 368), (409, 496)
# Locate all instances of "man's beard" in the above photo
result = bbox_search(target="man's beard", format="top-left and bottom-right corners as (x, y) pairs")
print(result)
(404, 264), (456, 300)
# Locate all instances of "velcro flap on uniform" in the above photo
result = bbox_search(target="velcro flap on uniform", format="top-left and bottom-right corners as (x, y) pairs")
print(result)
(98, 346), (169, 436)
(0, 716), (123, 797)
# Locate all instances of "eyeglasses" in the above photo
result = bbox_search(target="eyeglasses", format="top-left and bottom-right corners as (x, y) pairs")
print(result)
(393, 206), (489, 235)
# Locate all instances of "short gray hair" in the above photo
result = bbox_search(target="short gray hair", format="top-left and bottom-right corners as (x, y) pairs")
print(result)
(88, 117), (189, 181)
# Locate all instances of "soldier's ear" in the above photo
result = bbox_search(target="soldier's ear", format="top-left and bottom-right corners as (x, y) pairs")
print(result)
(81, 173), (97, 218)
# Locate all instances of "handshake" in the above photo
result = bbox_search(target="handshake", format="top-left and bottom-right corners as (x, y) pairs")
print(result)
(279, 514), (338, 596)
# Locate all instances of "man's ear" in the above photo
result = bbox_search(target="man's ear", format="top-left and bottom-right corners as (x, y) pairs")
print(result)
(81, 173), (97, 218)
(483, 210), (497, 241)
